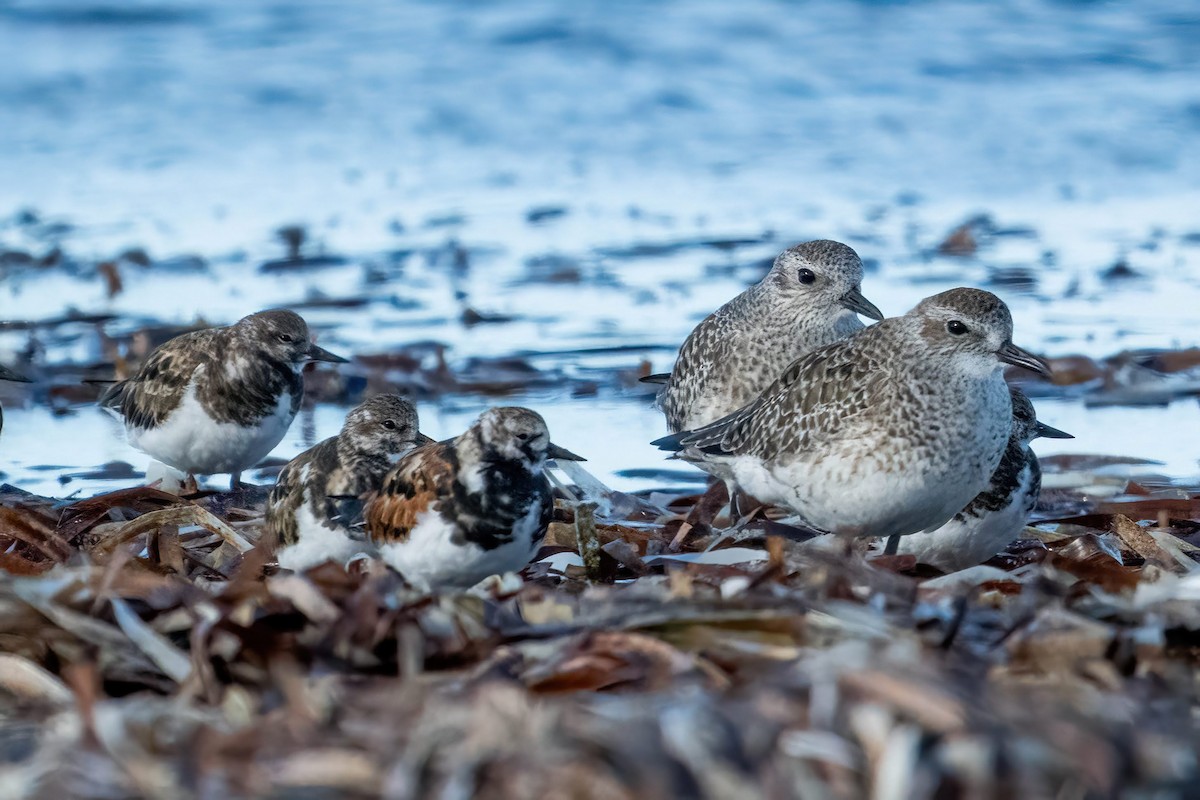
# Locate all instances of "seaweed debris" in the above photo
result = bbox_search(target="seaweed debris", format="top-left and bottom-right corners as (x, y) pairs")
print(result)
(0, 459), (1198, 798)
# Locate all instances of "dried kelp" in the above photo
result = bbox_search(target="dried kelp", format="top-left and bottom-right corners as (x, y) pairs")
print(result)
(0, 457), (1198, 799)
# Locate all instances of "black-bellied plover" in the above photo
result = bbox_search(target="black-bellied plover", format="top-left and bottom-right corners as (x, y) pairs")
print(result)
(365, 406), (583, 589)
(894, 386), (1070, 570)
(645, 240), (883, 434)
(653, 288), (1051, 554)
(100, 309), (348, 490)
(267, 394), (432, 572)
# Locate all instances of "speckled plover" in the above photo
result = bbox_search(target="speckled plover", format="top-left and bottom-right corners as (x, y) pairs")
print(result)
(654, 288), (1051, 554)
(645, 240), (882, 434)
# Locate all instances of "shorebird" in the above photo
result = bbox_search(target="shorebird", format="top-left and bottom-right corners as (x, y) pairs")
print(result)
(653, 288), (1051, 554)
(267, 394), (432, 572)
(365, 406), (583, 589)
(100, 309), (348, 490)
(894, 386), (1071, 570)
(644, 240), (883, 434)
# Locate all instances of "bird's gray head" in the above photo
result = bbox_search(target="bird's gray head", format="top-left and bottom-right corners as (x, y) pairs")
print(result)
(766, 240), (883, 322)
(237, 309), (348, 366)
(472, 407), (583, 469)
(341, 394), (428, 460)
(1009, 386), (1072, 444)
(910, 288), (1050, 377)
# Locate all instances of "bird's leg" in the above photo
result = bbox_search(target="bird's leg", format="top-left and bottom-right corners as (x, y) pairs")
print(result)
(728, 483), (770, 524)
(883, 534), (901, 556)
(832, 525), (866, 560)
(229, 472), (242, 493)
(727, 481), (746, 521)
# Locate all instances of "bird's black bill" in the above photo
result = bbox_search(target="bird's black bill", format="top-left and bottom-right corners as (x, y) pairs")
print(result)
(547, 442), (586, 462)
(639, 373), (671, 385)
(415, 432), (437, 446)
(650, 432), (686, 452)
(1033, 421), (1073, 440)
(998, 342), (1052, 376)
(839, 288), (884, 321)
(306, 343), (350, 364)
(0, 364), (31, 383)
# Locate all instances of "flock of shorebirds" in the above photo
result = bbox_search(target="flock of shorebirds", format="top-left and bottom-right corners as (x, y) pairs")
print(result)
(0, 239), (1070, 587)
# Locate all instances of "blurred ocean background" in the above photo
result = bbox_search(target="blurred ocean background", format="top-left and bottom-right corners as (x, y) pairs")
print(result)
(2, 0), (1199, 494)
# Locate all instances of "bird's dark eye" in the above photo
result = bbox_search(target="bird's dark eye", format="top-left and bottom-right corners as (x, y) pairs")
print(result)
(515, 432), (530, 441)
(382, 419), (397, 430)
(797, 269), (816, 285)
(277, 333), (294, 343)
(947, 320), (969, 335)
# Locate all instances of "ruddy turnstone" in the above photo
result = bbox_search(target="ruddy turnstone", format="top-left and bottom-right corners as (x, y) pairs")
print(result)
(644, 240), (883, 433)
(365, 406), (583, 589)
(0, 364), (32, 440)
(267, 394), (432, 572)
(895, 386), (1071, 570)
(653, 288), (1051, 553)
(100, 309), (347, 490)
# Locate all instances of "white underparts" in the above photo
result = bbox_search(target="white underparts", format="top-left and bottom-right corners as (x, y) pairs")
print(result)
(128, 382), (295, 476)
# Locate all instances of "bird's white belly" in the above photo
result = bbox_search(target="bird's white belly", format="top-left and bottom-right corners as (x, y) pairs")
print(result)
(733, 446), (991, 540)
(898, 463), (1035, 571)
(276, 496), (369, 572)
(378, 501), (542, 590)
(129, 385), (295, 476)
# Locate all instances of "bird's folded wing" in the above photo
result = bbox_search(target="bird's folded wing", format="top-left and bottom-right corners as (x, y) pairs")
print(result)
(654, 345), (888, 460)
(265, 457), (306, 546)
(365, 442), (455, 543)
(100, 329), (217, 428)
(660, 312), (738, 419)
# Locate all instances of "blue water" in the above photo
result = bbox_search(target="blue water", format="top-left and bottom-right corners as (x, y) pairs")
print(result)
(2, 0), (1200, 494)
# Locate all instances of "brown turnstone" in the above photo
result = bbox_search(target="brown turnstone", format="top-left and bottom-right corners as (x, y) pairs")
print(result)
(894, 386), (1071, 570)
(267, 394), (432, 572)
(365, 406), (583, 589)
(0, 364), (32, 440)
(653, 288), (1051, 554)
(100, 309), (348, 490)
(645, 240), (883, 434)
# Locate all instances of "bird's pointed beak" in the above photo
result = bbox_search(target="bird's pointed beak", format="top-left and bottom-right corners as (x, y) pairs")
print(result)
(0, 364), (31, 383)
(998, 342), (1051, 376)
(306, 342), (349, 364)
(547, 442), (586, 462)
(414, 431), (437, 446)
(1033, 420), (1073, 440)
(839, 288), (884, 321)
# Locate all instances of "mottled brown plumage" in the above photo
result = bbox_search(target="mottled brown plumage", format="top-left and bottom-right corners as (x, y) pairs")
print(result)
(267, 395), (429, 559)
(365, 407), (584, 589)
(367, 440), (458, 543)
(99, 309), (347, 485)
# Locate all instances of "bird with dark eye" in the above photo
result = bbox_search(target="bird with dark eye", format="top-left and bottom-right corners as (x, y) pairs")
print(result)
(278, 333), (294, 343)
(382, 419), (397, 430)
(947, 320), (969, 335)
(797, 268), (817, 285)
